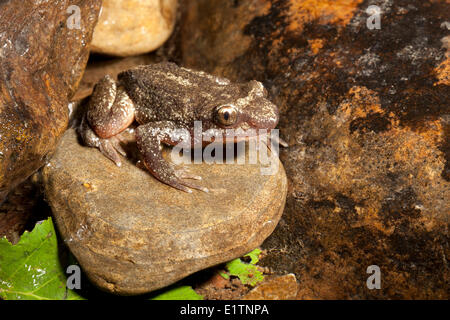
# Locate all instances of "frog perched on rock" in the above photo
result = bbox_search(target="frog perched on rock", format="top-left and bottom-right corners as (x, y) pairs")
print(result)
(79, 62), (282, 193)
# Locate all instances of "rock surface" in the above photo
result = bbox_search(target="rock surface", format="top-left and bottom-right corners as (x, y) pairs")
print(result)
(42, 129), (287, 295)
(242, 274), (298, 300)
(91, 0), (178, 56)
(71, 55), (158, 101)
(0, 0), (101, 203)
(0, 176), (42, 245)
(165, 0), (450, 299)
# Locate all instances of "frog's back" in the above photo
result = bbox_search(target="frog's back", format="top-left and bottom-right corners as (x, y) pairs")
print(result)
(118, 62), (241, 125)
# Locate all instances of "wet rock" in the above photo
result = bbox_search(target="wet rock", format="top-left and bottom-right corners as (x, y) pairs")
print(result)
(91, 0), (178, 56)
(0, 176), (42, 244)
(166, 0), (450, 299)
(42, 129), (287, 295)
(0, 0), (101, 203)
(72, 55), (158, 101)
(242, 274), (298, 300)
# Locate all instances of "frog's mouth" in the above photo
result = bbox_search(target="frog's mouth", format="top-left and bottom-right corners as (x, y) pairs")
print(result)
(204, 129), (287, 147)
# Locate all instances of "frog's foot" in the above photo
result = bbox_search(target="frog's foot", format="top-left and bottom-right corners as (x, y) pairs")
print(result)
(79, 116), (126, 167)
(137, 161), (203, 184)
(144, 161), (209, 193)
(98, 136), (127, 167)
(139, 161), (208, 193)
(175, 169), (208, 193)
(135, 121), (209, 193)
(172, 176), (209, 193)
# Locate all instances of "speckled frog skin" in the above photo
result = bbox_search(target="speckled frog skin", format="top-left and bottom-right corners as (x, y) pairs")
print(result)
(80, 62), (280, 192)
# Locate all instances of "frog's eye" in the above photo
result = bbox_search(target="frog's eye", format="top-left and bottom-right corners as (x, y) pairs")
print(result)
(216, 105), (238, 126)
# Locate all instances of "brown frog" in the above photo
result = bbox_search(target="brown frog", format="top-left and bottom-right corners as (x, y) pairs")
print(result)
(79, 62), (282, 193)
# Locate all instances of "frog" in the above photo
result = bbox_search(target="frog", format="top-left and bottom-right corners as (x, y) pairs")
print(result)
(79, 62), (283, 193)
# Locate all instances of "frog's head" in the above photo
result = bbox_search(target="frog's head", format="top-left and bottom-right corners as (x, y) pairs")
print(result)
(212, 80), (279, 133)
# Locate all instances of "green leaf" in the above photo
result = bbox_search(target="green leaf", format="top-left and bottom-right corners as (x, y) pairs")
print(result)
(0, 218), (84, 300)
(225, 249), (264, 286)
(150, 285), (203, 300)
(244, 248), (261, 265)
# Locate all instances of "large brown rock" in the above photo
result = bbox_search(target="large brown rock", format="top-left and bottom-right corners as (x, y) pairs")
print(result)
(42, 129), (287, 295)
(165, 0), (450, 299)
(0, 0), (101, 203)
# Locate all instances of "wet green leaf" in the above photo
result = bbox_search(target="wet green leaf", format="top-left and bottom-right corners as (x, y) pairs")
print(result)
(0, 218), (83, 300)
(225, 249), (264, 286)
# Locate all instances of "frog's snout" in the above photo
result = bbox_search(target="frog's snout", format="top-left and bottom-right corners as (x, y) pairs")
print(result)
(248, 108), (279, 130)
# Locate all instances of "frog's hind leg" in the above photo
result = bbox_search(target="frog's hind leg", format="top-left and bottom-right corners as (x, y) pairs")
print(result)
(135, 121), (208, 193)
(79, 116), (126, 166)
(80, 75), (135, 166)
(87, 75), (135, 138)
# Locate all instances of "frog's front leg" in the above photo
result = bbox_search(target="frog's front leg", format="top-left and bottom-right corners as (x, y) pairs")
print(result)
(80, 75), (135, 166)
(135, 121), (208, 193)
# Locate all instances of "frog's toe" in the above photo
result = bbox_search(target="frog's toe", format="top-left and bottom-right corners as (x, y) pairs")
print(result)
(178, 179), (209, 193)
(110, 136), (127, 157)
(168, 180), (194, 193)
(175, 167), (202, 181)
(167, 176), (209, 193)
(99, 139), (123, 167)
